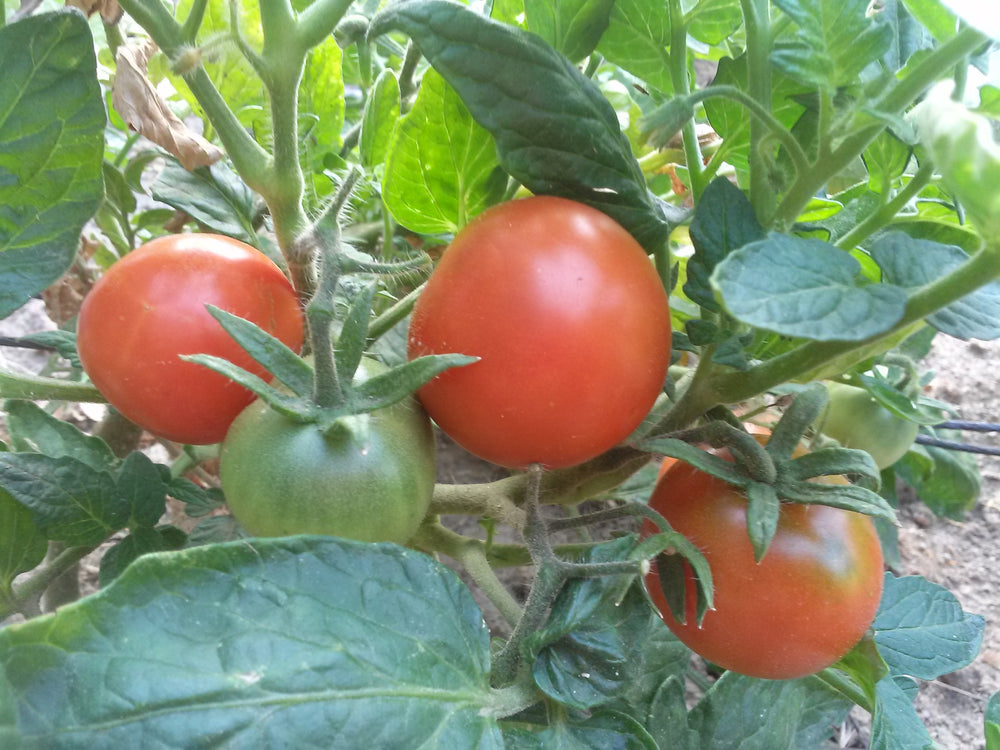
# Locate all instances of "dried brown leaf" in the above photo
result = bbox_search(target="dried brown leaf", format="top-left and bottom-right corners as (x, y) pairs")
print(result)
(65, 0), (124, 24)
(112, 40), (224, 171)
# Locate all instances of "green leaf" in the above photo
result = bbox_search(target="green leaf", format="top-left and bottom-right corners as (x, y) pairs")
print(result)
(166, 476), (224, 519)
(371, 0), (679, 251)
(359, 69), (400, 169)
(703, 55), (808, 179)
(688, 671), (853, 750)
(863, 131), (912, 195)
(901, 0), (959, 41)
(686, 0), (743, 46)
(0, 537), (503, 746)
(4, 400), (116, 473)
(204, 306), (315, 397)
(502, 709), (656, 749)
(0, 453), (123, 546)
(150, 159), (259, 243)
(526, 537), (657, 710)
(895, 430), (980, 519)
(711, 234), (908, 341)
(333, 282), (377, 389)
(642, 676), (697, 750)
(98, 525), (186, 587)
(0, 488), (46, 589)
(607, 625), (690, 726)
(874, 573), (984, 680)
(18, 330), (81, 369)
(686, 177), (765, 312)
(870, 233), (1000, 341)
(0, 11), (105, 317)
(299, 34), (346, 172)
(525, 0), (615, 63)
(870, 675), (933, 750)
(986, 691), (1000, 750)
(771, 0), (894, 91)
(115, 452), (167, 529)
(383, 67), (507, 234)
(596, 0), (672, 93)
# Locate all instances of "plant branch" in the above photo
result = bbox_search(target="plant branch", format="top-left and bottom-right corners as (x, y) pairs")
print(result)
(7, 544), (99, 618)
(835, 163), (935, 251)
(116, 0), (271, 191)
(710, 243), (1000, 404)
(740, 0), (773, 223)
(297, 0), (355, 51)
(413, 521), (523, 627)
(668, 0), (704, 200)
(773, 25), (988, 229)
(0, 370), (103, 402)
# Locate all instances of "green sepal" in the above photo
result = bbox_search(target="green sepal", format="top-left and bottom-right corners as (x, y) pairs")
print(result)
(785, 447), (881, 490)
(767, 382), (828, 459)
(745, 481), (780, 563)
(637, 437), (746, 486)
(778, 481), (897, 523)
(334, 282), (378, 388)
(346, 353), (478, 414)
(635, 531), (714, 627)
(180, 353), (316, 423)
(203, 306), (314, 397)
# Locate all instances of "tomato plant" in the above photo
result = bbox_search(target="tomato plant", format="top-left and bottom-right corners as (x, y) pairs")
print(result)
(220, 359), (436, 545)
(820, 382), (919, 469)
(0, 1), (995, 748)
(76, 233), (304, 445)
(644, 453), (885, 680)
(407, 196), (671, 469)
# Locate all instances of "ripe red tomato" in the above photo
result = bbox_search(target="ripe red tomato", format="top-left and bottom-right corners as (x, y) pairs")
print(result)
(643, 452), (884, 680)
(77, 234), (304, 445)
(407, 196), (671, 469)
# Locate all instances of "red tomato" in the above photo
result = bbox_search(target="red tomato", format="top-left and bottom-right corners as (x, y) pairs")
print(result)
(643, 452), (884, 680)
(407, 196), (671, 469)
(77, 234), (304, 445)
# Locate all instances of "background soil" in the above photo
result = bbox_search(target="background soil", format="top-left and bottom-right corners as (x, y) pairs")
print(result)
(1, 302), (998, 748)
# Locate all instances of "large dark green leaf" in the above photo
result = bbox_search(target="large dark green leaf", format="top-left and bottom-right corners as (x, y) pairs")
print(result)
(596, 0), (672, 93)
(0, 537), (503, 747)
(689, 671), (853, 749)
(370, 0), (679, 251)
(711, 234), (908, 341)
(870, 233), (1000, 340)
(686, 178), (765, 312)
(0, 10), (105, 317)
(150, 159), (259, 243)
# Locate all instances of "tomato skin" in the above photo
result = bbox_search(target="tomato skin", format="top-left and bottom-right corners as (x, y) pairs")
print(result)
(821, 382), (919, 469)
(220, 360), (436, 544)
(643, 457), (884, 680)
(76, 234), (304, 445)
(407, 196), (671, 469)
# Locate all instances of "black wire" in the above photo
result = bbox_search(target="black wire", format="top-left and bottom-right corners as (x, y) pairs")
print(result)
(935, 420), (1000, 433)
(915, 435), (1000, 457)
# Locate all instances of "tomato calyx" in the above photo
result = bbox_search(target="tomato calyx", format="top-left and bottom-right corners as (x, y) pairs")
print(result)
(638, 384), (897, 562)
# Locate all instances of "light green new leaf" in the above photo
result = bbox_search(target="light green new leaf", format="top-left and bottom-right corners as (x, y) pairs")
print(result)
(0, 11), (105, 317)
(383, 68), (507, 234)
(771, 0), (894, 91)
(596, 0), (672, 93)
(0, 489), (46, 589)
(360, 69), (401, 169)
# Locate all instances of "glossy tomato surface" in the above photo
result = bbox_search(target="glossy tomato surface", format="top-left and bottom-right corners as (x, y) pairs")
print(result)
(220, 359), (436, 544)
(77, 234), (304, 445)
(821, 382), (919, 469)
(407, 196), (671, 469)
(643, 457), (884, 680)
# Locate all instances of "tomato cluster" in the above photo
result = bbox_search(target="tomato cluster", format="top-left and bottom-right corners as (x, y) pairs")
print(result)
(643, 448), (884, 680)
(77, 234), (304, 445)
(407, 196), (672, 469)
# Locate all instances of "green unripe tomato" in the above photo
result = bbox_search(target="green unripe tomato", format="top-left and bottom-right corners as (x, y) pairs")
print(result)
(220, 359), (436, 544)
(820, 382), (919, 470)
